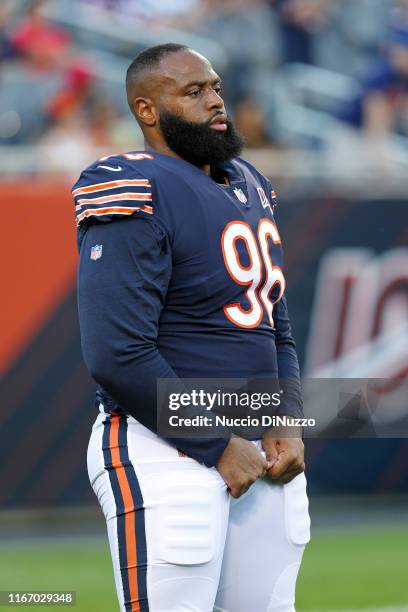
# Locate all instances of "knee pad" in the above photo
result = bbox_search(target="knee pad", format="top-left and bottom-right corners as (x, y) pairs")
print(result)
(267, 561), (299, 612)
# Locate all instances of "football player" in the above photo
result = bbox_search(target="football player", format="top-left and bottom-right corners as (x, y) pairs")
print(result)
(73, 43), (310, 612)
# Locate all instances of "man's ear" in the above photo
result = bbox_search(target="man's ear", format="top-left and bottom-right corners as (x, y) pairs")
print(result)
(133, 97), (157, 127)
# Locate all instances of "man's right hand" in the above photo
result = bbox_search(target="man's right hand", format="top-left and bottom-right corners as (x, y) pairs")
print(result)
(216, 437), (270, 498)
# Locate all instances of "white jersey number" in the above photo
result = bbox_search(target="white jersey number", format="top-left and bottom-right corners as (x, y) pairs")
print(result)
(221, 219), (285, 328)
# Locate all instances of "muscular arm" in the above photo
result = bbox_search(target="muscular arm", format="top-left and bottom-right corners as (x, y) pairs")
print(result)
(78, 215), (229, 467)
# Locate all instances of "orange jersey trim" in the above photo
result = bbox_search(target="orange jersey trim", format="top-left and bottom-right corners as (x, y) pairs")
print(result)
(76, 205), (153, 224)
(78, 193), (152, 206)
(72, 179), (150, 197)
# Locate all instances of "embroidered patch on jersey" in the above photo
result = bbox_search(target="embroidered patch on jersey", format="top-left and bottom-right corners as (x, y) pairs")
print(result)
(271, 189), (278, 209)
(257, 187), (271, 211)
(233, 187), (247, 204)
(124, 153), (154, 161)
(97, 164), (123, 172)
(90, 244), (103, 260)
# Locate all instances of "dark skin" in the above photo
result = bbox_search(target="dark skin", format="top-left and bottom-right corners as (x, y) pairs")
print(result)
(128, 49), (226, 175)
(128, 49), (304, 497)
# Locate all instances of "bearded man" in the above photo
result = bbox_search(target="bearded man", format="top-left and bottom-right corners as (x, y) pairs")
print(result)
(73, 43), (310, 612)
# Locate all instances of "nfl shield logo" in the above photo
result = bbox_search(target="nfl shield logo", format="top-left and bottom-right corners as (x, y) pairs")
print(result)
(90, 244), (103, 261)
(233, 187), (247, 204)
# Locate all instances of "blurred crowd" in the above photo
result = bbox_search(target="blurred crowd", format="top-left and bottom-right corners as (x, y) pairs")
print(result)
(1, 0), (408, 173)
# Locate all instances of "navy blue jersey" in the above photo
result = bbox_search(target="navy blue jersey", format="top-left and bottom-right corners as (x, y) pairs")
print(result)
(73, 151), (302, 466)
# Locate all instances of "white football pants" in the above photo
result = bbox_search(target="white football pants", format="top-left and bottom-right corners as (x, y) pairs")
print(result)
(87, 408), (311, 612)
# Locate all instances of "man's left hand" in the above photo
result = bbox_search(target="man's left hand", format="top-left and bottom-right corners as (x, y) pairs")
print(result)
(262, 434), (305, 485)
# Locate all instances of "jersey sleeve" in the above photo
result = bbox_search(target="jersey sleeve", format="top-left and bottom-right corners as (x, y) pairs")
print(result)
(77, 213), (229, 467)
(71, 159), (153, 228)
(272, 295), (303, 418)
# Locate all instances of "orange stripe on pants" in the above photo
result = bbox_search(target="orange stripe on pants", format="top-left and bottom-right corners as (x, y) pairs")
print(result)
(109, 415), (141, 612)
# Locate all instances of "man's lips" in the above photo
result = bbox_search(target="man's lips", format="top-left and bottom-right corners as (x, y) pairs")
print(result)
(209, 115), (228, 131)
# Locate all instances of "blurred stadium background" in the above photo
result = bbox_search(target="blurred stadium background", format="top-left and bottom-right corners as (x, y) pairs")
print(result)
(1, 0), (407, 610)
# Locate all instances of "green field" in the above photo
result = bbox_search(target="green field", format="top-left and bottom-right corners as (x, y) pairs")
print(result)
(1, 527), (407, 611)
(297, 527), (408, 611)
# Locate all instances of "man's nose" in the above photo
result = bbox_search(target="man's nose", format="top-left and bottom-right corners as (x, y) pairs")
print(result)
(205, 89), (224, 111)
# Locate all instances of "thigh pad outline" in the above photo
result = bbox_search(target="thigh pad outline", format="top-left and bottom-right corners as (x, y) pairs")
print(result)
(157, 476), (222, 566)
(283, 473), (311, 547)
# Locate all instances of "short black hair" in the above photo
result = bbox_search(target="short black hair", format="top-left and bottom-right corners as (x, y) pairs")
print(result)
(126, 43), (189, 114)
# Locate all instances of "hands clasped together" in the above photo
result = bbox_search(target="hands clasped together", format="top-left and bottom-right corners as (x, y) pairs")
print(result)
(216, 430), (305, 498)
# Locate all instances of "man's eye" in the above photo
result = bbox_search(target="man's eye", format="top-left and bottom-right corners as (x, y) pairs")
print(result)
(214, 86), (222, 94)
(188, 90), (201, 97)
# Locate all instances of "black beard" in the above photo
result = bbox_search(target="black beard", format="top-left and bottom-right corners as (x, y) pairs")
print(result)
(159, 110), (244, 167)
